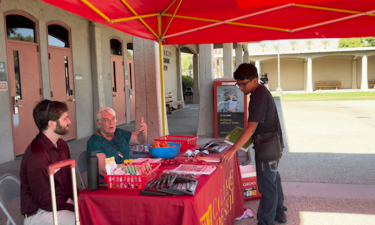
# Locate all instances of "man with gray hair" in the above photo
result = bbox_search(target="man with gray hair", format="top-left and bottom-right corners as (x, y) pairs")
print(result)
(86, 107), (147, 179)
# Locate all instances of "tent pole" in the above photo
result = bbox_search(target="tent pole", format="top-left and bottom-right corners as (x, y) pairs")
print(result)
(158, 14), (166, 136)
(159, 41), (166, 135)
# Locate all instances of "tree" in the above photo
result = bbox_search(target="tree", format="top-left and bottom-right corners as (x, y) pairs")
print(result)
(127, 50), (133, 57)
(182, 75), (193, 92)
(322, 40), (329, 49)
(273, 45), (279, 51)
(338, 38), (364, 48)
(181, 53), (193, 75)
(338, 37), (375, 48)
(9, 33), (34, 42)
(306, 40), (313, 50)
(260, 43), (266, 52)
(364, 37), (375, 46)
(290, 40), (297, 51)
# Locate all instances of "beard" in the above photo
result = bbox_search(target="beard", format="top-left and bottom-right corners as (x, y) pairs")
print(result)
(54, 120), (69, 135)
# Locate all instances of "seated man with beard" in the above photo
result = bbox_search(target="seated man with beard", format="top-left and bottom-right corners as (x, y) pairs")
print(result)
(20, 100), (76, 225)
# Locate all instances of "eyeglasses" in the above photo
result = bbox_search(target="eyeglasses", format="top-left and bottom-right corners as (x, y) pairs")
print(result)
(235, 80), (252, 89)
(101, 118), (118, 124)
(44, 102), (52, 123)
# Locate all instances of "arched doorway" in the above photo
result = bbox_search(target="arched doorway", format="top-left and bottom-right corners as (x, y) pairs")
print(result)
(5, 12), (42, 156)
(47, 22), (77, 141)
(127, 42), (135, 122)
(110, 38), (126, 125)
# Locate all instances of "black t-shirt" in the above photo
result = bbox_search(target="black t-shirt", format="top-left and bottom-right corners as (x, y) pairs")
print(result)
(248, 85), (284, 148)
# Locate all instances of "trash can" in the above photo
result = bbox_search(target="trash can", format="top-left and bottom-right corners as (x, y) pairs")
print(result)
(184, 87), (193, 104)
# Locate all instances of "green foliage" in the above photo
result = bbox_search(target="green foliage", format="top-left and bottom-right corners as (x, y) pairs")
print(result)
(338, 38), (364, 48)
(365, 37), (375, 46)
(9, 33), (34, 42)
(338, 37), (375, 48)
(181, 53), (193, 75)
(127, 50), (133, 57)
(290, 40), (297, 50)
(260, 43), (266, 52)
(306, 40), (313, 49)
(182, 75), (193, 92)
(321, 40), (329, 49)
(274, 92), (375, 101)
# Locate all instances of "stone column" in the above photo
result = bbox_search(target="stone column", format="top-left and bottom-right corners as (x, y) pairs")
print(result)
(255, 60), (260, 81)
(223, 43), (233, 78)
(133, 37), (166, 141)
(352, 58), (358, 89)
(303, 59), (307, 91)
(361, 55), (368, 91)
(197, 44), (215, 137)
(235, 44), (243, 69)
(306, 58), (313, 93)
(123, 45), (131, 124)
(0, 13), (14, 164)
(243, 51), (249, 64)
(176, 48), (184, 106)
(192, 54), (200, 104)
(89, 22), (106, 121)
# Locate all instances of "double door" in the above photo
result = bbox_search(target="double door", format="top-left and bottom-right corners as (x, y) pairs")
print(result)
(7, 41), (42, 156)
(128, 57), (135, 122)
(48, 47), (77, 141)
(111, 55), (126, 124)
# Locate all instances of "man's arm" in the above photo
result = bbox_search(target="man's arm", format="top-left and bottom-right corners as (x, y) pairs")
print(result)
(220, 122), (258, 162)
(27, 153), (74, 212)
(129, 116), (147, 145)
(97, 153), (107, 176)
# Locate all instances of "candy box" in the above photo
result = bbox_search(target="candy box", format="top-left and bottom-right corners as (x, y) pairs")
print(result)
(104, 163), (161, 190)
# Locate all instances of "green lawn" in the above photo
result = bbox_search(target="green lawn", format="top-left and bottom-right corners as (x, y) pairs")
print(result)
(273, 92), (375, 101)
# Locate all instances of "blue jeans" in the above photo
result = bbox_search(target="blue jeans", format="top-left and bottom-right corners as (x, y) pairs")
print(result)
(256, 160), (287, 225)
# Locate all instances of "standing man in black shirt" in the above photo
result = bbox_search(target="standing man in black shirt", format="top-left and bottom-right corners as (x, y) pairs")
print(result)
(221, 63), (287, 225)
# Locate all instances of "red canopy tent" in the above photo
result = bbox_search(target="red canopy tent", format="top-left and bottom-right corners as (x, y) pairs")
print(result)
(40, 0), (375, 134)
(41, 0), (375, 44)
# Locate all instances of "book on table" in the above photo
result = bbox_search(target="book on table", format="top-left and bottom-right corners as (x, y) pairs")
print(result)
(224, 126), (252, 152)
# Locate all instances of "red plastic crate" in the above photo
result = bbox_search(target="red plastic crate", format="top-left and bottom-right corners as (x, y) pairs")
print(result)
(154, 135), (198, 150)
(104, 163), (160, 190)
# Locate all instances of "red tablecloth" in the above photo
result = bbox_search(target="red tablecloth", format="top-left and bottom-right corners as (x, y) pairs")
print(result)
(78, 148), (245, 225)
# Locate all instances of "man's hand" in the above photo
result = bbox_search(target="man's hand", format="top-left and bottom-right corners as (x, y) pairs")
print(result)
(139, 116), (147, 134)
(220, 148), (237, 163)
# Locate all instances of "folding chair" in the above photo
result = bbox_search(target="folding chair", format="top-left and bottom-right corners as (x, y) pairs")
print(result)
(76, 151), (88, 190)
(0, 174), (24, 225)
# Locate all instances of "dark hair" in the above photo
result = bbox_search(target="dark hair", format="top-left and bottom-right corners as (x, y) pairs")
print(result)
(33, 100), (68, 131)
(233, 63), (258, 81)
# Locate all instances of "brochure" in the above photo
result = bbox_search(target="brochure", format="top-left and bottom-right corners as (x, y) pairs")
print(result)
(173, 164), (216, 175)
(224, 126), (252, 152)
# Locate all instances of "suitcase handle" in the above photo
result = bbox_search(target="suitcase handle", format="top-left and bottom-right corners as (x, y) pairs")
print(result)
(48, 159), (80, 225)
(48, 159), (76, 175)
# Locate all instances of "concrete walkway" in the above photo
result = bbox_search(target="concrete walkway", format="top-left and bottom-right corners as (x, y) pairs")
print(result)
(1, 101), (375, 225)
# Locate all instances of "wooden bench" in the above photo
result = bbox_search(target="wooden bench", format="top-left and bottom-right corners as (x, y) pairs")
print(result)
(165, 92), (175, 103)
(369, 80), (375, 89)
(166, 101), (183, 114)
(315, 81), (341, 90)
